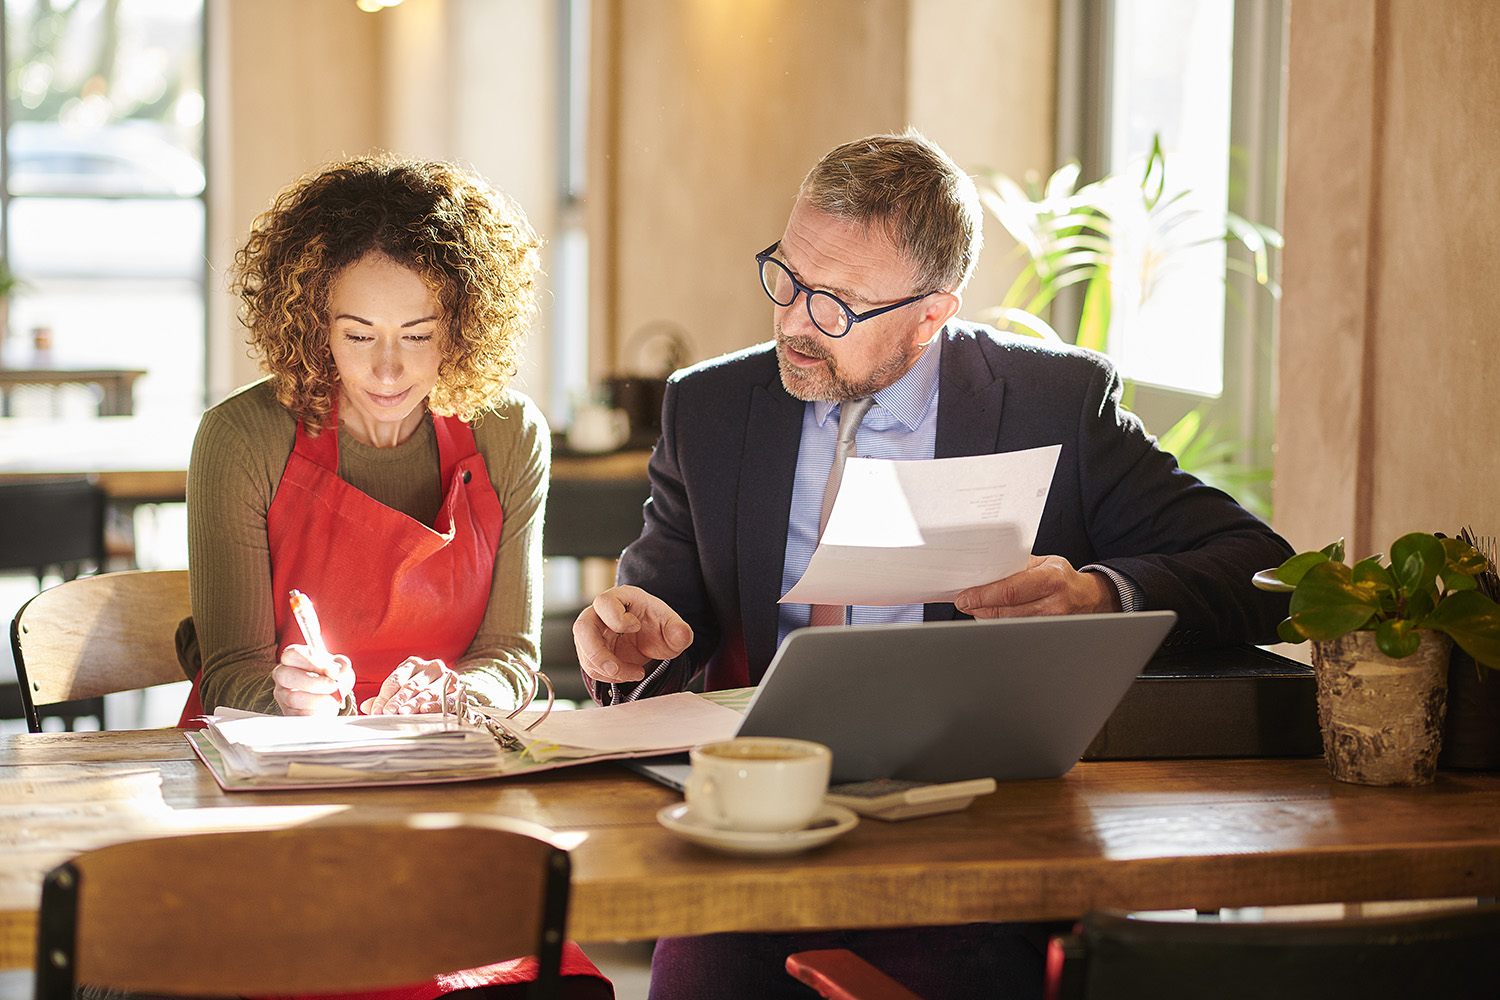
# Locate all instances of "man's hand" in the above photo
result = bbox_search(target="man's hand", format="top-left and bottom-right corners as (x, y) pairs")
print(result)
(953, 554), (1123, 618)
(574, 585), (693, 683)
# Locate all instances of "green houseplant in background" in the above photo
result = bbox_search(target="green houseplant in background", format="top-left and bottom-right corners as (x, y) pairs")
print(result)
(0, 259), (22, 366)
(976, 136), (1281, 515)
(1255, 532), (1500, 785)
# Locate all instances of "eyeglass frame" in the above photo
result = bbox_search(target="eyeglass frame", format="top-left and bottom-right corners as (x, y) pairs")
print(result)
(755, 241), (941, 339)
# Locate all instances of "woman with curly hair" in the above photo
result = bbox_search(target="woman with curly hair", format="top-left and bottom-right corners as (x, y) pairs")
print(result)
(176, 155), (560, 729)
(171, 156), (613, 998)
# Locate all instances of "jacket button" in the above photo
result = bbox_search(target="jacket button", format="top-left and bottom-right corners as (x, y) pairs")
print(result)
(462, 470), (472, 484)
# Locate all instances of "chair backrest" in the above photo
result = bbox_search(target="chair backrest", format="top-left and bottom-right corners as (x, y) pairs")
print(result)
(34, 814), (572, 999)
(0, 479), (106, 584)
(1045, 906), (1500, 1000)
(10, 569), (190, 732)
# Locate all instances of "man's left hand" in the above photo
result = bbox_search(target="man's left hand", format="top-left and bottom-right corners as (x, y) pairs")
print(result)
(953, 554), (1123, 618)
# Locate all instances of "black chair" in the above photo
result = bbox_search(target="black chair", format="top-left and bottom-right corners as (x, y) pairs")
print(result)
(786, 905), (1500, 999)
(541, 469), (652, 701)
(0, 479), (106, 586)
(1043, 906), (1500, 999)
(1, 479), (108, 729)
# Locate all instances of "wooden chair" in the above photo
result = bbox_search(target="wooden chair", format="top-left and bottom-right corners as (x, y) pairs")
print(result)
(786, 905), (1500, 1000)
(34, 815), (578, 999)
(9, 569), (190, 732)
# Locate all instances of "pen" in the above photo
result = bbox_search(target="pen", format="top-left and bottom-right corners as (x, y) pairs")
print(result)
(290, 589), (355, 712)
(289, 589), (333, 671)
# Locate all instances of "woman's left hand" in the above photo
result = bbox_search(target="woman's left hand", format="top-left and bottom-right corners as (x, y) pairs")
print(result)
(360, 657), (455, 715)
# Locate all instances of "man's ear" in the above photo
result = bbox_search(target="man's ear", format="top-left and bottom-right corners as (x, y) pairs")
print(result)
(911, 290), (962, 347)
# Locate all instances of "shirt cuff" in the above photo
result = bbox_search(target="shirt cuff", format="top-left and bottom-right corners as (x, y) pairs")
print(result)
(1082, 564), (1142, 613)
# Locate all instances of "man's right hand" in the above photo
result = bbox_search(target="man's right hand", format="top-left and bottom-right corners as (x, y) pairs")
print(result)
(573, 585), (694, 683)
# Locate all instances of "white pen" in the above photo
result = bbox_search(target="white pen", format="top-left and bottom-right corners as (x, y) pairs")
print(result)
(290, 589), (355, 712)
(288, 589), (333, 671)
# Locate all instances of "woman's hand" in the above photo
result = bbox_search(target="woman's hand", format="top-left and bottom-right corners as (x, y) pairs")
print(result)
(273, 644), (356, 716)
(361, 657), (455, 715)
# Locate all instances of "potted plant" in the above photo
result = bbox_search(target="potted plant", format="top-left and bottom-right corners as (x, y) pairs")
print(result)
(977, 135), (1281, 517)
(1255, 533), (1500, 785)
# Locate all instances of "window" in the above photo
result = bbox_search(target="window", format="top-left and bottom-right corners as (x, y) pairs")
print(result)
(1057, 0), (1285, 513)
(1, 0), (206, 419)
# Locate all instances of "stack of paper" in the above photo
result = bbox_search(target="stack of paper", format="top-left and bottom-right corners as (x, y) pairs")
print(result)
(201, 711), (511, 783)
(188, 692), (745, 791)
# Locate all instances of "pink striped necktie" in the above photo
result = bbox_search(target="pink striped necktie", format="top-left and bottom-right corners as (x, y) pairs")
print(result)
(808, 396), (874, 627)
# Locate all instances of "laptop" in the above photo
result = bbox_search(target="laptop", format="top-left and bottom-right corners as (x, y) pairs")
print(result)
(628, 609), (1178, 787)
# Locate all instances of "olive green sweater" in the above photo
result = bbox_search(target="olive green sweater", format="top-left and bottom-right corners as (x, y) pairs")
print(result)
(186, 379), (548, 714)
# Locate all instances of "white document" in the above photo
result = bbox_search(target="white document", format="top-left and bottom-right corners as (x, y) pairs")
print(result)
(488, 692), (743, 753)
(780, 445), (1061, 607)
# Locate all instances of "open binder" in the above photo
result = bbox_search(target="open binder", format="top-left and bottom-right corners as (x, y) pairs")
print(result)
(186, 689), (751, 791)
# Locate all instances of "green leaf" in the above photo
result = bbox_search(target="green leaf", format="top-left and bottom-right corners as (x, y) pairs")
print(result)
(1425, 591), (1500, 671)
(1390, 532), (1445, 599)
(1321, 538), (1346, 563)
(1275, 549), (1332, 589)
(1075, 267), (1112, 352)
(1285, 561), (1381, 640)
(1352, 557), (1394, 589)
(1277, 618), (1307, 643)
(1376, 617), (1421, 659)
(1441, 536), (1489, 578)
(1442, 570), (1479, 594)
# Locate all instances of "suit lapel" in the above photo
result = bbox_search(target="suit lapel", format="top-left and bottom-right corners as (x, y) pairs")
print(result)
(739, 377), (805, 674)
(927, 330), (1007, 621)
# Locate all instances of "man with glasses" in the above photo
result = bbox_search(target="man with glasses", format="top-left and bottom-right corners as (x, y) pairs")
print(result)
(574, 130), (1293, 998)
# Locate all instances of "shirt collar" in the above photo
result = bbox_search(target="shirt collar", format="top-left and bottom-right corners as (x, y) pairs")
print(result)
(813, 333), (942, 431)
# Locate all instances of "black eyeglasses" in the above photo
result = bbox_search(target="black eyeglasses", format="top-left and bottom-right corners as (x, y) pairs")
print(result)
(755, 241), (939, 338)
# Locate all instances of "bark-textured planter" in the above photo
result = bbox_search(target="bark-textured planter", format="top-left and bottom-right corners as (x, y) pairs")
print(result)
(1311, 630), (1453, 786)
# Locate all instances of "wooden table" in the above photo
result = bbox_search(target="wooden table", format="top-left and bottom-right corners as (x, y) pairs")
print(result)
(4, 729), (1500, 971)
(0, 415), (196, 501)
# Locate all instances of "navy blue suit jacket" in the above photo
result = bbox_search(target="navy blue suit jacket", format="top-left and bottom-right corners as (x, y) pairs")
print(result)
(614, 323), (1293, 693)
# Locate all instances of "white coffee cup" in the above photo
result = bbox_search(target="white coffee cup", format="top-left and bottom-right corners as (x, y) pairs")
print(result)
(566, 404), (630, 453)
(685, 737), (832, 833)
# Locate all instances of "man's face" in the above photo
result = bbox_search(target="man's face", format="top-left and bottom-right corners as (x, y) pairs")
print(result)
(771, 198), (947, 402)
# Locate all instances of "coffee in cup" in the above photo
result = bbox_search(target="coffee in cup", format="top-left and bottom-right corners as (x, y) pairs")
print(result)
(685, 737), (832, 833)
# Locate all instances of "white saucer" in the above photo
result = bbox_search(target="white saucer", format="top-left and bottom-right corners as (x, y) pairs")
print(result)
(656, 802), (859, 857)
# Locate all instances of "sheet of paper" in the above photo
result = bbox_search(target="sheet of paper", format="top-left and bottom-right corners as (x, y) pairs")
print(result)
(780, 445), (1060, 606)
(490, 691), (743, 753)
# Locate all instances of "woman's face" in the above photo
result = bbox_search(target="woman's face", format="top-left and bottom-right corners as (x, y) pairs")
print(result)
(327, 253), (443, 448)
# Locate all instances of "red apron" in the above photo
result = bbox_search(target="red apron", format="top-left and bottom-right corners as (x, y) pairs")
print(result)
(181, 408), (610, 997)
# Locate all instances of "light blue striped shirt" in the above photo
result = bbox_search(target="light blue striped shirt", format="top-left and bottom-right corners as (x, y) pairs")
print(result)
(774, 335), (1141, 646)
(777, 336), (942, 644)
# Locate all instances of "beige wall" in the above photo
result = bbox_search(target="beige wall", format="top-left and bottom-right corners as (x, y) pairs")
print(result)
(589, 0), (1057, 377)
(213, 0), (383, 400)
(1276, 0), (1500, 556)
(211, 0), (560, 405)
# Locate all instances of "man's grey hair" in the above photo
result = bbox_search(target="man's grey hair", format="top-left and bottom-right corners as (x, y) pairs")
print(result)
(799, 128), (983, 294)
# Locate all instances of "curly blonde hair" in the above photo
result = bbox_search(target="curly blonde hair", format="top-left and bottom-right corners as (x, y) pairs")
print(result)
(232, 154), (542, 432)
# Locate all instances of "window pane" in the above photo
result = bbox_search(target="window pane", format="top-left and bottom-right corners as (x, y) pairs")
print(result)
(8, 195), (203, 277)
(4, 0), (204, 195)
(1108, 0), (1233, 397)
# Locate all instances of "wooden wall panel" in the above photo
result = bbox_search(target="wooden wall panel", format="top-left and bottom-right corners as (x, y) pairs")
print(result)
(1278, 0), (1500, 556)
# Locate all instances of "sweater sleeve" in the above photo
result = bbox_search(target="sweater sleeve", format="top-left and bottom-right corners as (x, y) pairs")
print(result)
(188, 384), (294, 715)
(454, 392), (551, 709)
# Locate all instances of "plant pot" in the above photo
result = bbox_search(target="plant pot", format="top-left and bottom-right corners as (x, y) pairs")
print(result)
(1439, 647), (1500, 770)
(1310, 630), (1452, 786)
